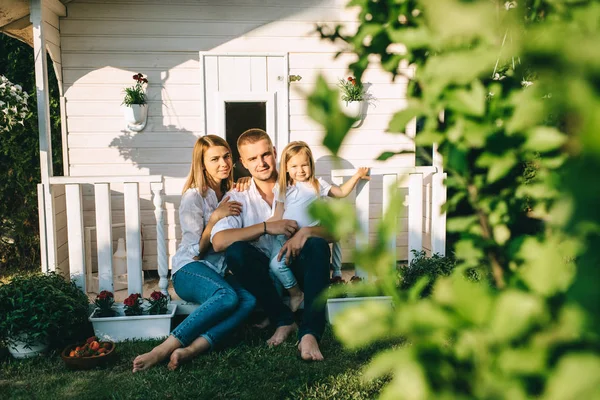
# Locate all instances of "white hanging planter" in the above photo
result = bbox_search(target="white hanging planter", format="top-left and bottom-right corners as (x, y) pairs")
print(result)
(7, 336), (49, 359)
(326, 296), (393, 325)
(340, 100), (365, 119)
(123, 104), (148, 132)
(89, 303), (176, 342)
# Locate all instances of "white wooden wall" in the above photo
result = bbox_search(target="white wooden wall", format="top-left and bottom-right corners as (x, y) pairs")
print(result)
(59, 0), (419, 269)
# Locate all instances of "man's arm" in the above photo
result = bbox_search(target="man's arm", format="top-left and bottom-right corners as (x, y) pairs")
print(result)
(212, 219), (299, 252)
(276, 225), (336, 264)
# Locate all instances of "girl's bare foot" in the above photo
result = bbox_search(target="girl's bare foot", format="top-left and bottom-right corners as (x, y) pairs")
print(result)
(289, 291), (304, 312)
(167, 347), (196, 371)
(266, 323), (297, 346)
(253, 317), (270, 329)
(298, 334), (324, 361)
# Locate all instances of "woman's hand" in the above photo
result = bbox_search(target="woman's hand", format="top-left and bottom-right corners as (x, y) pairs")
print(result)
(277, 227), (309, 265)
(211, 196), (242, 222)
(234, 177), (252, 192)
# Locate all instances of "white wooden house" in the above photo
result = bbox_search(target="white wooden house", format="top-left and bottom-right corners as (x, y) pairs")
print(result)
(1, 0), (446, 299)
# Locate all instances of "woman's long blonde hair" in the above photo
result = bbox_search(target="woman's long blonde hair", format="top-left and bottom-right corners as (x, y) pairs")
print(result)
(278, 141), (319, 197)
(182, 135), (233, 196)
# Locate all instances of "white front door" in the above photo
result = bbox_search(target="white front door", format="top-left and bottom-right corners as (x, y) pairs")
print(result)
(200, 53), (289, 153)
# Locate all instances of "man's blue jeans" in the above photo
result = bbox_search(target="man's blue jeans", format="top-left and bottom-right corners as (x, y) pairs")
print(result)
(171, 261), (256, 348)
(225, 237), (330, 341)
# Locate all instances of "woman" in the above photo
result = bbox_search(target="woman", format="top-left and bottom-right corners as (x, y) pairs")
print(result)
(133, 135), (256, 372)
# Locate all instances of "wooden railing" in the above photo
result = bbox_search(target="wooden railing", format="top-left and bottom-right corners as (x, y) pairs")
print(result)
(330, 167), (447, 278)
(45, 175), (167, 295)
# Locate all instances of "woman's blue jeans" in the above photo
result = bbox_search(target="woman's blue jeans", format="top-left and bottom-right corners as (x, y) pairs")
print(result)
(171, 261), (256, 348)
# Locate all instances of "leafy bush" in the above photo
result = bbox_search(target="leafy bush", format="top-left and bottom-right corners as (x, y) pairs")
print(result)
(0, 272), (90, 348)
(0, 35), (62, 275)
(400, 250), (481, 297)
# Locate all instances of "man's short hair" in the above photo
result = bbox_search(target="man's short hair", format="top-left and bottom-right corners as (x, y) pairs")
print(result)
(237, 128), (273, 151)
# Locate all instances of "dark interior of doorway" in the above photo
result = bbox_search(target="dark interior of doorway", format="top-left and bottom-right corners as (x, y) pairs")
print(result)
(225, 102), (267, 181)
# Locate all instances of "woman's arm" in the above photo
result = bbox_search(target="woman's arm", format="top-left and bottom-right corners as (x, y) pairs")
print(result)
(328, 167), (370, 198)
(198, 196), (241, 255)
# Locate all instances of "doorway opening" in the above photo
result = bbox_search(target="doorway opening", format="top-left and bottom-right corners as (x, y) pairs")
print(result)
(225, 102), (267, 180)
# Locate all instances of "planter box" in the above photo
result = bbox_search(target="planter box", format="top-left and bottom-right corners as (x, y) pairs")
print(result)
(89, 304), (177, 342)
(326, 296), (393, 325)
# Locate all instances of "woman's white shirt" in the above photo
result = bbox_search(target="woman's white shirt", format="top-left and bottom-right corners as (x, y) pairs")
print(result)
(171, 187), (226, 276)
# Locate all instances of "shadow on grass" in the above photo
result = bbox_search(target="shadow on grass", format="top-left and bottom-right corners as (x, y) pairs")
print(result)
(0, 322), (400, 400)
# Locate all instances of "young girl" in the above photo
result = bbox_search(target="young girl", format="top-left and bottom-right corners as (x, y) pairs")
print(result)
(267, 141), (370, 312)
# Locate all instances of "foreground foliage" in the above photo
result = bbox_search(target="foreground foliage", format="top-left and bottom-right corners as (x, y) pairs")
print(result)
(309, 0), (600, 399)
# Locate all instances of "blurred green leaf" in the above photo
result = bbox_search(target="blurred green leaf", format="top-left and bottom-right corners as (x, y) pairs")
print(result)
(543, 354), (600, 400)
(489, 290), (548, 342)
(524, 127), (566, 153)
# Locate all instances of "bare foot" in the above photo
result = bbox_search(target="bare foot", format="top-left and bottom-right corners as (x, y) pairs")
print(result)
(167, 347), (196, 371)
(253, 317), (270, 329)
(132, 348), (169, 372)
(289, 291), (304, 312)
(298, 334), (324, 361)
(266, 323), (297, 346)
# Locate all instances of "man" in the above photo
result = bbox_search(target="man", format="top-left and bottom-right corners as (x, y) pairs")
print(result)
(211, 128), (331, 361)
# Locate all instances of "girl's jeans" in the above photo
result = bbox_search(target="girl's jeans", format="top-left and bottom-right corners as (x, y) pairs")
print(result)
(171, 261), (256, 348)
(269, 234), (298, 289)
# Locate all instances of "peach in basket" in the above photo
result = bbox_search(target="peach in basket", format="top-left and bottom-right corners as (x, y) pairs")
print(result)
(61, 336), (116, 370)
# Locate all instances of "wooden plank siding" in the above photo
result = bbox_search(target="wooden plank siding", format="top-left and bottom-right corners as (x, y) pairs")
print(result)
(60, 0), (419, 272)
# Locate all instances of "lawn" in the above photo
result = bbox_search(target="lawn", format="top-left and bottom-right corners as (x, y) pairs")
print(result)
(0, 319), (396, 400)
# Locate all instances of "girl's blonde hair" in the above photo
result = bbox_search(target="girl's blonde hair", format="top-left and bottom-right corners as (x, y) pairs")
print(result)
(278, 141), (319, 197)
(182, 135), (234, 196)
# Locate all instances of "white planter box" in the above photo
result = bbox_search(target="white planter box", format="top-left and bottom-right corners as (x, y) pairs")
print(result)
(89, 304), (177, 342)
(326, 296), (393, 325)
(7, 338), (49, 359)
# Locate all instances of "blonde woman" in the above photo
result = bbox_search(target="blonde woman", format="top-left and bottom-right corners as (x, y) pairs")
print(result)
(133, 135), (255, 372)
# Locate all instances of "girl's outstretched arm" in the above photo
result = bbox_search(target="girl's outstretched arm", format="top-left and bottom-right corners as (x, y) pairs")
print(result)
(328, 167), (370, 198)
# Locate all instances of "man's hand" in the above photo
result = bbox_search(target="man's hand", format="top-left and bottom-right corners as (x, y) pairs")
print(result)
(277, 227), (310, 265)
(266, 219), (298, 238)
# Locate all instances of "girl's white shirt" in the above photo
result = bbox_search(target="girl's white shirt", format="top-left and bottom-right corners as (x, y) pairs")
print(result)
(274, 177), (332, 228)
(171, 187), (226, 276)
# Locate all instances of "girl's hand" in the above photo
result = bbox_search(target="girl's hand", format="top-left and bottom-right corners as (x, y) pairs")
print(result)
(234, 177), (252, 192)
(211, 196), (242, 221)
(355, 167), (370, 180)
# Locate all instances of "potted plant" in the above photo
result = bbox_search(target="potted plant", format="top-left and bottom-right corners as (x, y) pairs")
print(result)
(325, 275), (393, 325)
(122, 72), (148, 131)
(89, 290), (177, 342)
(338, 76), (365, 119)
(0, 272), (90, 358)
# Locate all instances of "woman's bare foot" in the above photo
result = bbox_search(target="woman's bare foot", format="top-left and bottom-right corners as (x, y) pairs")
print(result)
(267, 323), (297, 346)
(289, 291), (304, 312)
(132, 335), (181, 373)
(298, 334), (324, 361)
(132, 348), (170, 372)
(167, 347), (196, 371)
(253, 317), (270, 329)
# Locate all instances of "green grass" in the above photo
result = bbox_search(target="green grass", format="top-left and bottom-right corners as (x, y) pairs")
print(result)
(0, 321), (397, 400)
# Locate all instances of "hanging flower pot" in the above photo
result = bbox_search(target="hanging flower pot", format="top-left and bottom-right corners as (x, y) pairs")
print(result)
(122, 73), (149, 132)
(340, 100), (364, 119)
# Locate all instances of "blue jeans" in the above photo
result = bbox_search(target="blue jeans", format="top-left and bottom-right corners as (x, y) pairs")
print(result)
(226, 237), (330, 341)
(269, 235), (297, 289)
(171, 261), (256, 348)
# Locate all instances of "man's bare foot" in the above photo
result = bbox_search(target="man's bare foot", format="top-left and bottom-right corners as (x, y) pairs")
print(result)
(298, 334), (324, 361)
(289, 291), (304, 312)
(167, 347), (196, 371)
(132, 348), (169, 372)
(253, 317), (270, 329)
(266, 323), (297, 346)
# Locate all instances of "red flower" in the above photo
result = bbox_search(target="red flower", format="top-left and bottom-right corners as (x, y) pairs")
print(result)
(133, 74), (139, 80)
(123, 297), (134, 306)
(142, 78), (148, 84)
(97, 290), (114, 300)
(348, 76), (354, 81)
(150, 291), (164, 301)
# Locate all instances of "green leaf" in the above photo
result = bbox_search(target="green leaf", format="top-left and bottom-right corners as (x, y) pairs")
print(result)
(524, 127), (567, 152)
(447, 216), (478, 232)
(445, 81), (486, 117)
(487, 152), (518, 183)
(387, 102), (424, 133)
(376, 150), (414, 161)
(543, 354), (600, 400)
(489, 290), (548, 342)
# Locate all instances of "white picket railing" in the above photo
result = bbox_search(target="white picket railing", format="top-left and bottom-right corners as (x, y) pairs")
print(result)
(330, 167), (447, 279)
(45, 175), (167, 296)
